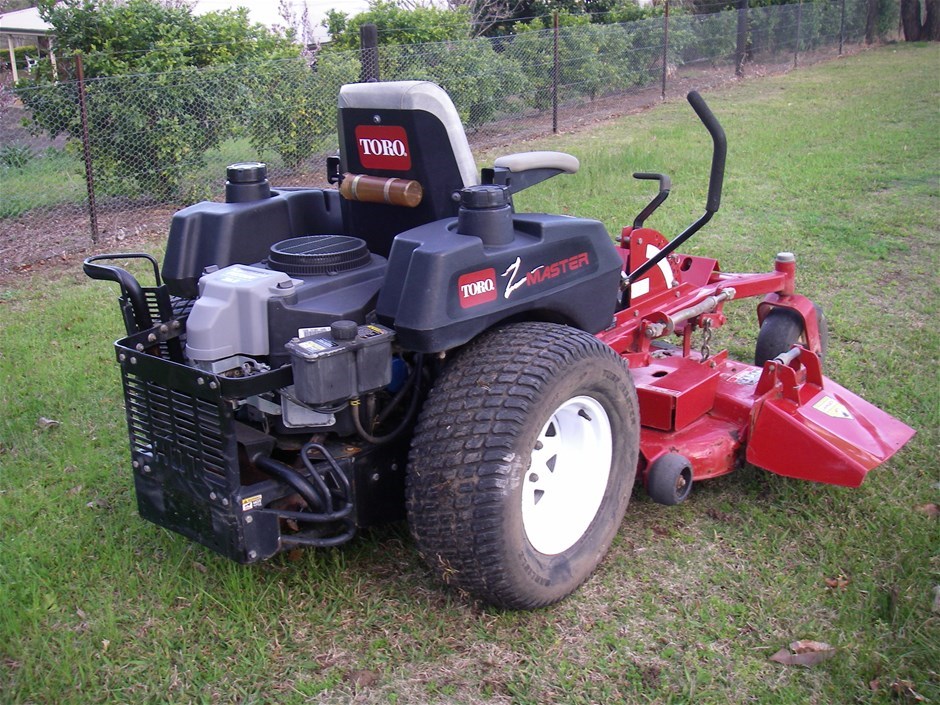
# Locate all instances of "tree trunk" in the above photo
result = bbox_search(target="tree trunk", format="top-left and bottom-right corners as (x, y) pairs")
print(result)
(901, 0), (923, 40)
(865, 0), (878, 42)
(901, 0), (940, 40)
(926, 0), (940, 39)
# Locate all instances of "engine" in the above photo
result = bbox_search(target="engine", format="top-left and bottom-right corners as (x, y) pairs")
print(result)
(181, 234), (396, 432)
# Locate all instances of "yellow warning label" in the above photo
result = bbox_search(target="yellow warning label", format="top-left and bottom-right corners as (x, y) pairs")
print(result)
(242, 494), (263, 512)
(813, 396), (853, 419)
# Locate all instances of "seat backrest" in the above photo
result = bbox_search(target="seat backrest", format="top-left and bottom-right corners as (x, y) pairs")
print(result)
(337, 80), (478, 256)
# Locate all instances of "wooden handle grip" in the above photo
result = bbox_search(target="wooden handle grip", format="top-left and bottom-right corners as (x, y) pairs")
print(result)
(339, 173), (423, 208)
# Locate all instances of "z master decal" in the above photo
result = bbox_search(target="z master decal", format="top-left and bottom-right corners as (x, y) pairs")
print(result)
(502, 258), (527, 299)
(501, 253), (591, 299)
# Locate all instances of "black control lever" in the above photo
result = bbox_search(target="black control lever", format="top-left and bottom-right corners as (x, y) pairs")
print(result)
(632, 172), (671, 229)
(627, 91), (727, 286)
(687, 91), (726, 214)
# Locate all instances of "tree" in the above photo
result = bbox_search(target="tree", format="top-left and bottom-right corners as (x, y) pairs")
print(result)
(444, 0), (526, 36)
(323, 0), (473, 48)
(901, 0), (940, 40)
(245, 52), (360, 167)
(15, 0), (296, 201)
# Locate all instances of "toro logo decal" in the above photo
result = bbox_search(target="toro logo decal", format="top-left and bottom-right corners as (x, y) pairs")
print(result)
(354, 125), (412, 171)
(458, 268), (497, 308)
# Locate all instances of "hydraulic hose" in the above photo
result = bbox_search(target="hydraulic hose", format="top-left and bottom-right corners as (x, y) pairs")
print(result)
(352, 354), (424, 445)
(253, 455), (352, 522)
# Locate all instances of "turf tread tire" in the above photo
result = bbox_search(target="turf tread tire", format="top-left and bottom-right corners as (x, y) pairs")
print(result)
(406, 322), (639, 609)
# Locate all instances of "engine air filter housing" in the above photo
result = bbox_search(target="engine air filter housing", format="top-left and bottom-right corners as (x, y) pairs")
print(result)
(267, 235), (370, 276)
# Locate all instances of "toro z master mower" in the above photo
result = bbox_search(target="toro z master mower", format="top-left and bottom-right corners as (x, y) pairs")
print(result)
(85, 82), (914, 609)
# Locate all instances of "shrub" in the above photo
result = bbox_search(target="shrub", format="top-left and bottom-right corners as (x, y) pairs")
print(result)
(15, 0), (296, 203)
(245, 52), (360, 167)
(0, 143), (34, 169)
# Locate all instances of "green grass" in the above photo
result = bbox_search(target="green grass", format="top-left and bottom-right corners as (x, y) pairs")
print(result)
(1, 44), (938, 704)
(0, 148), (87, 218)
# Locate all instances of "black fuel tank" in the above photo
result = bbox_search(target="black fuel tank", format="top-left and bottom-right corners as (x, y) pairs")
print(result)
(162, 187), (344, 298)
(376, 213), (622, 352)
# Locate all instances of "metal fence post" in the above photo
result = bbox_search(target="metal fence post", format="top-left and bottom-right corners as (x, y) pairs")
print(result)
(552, 11), (559, 134)
(839, 0), (846, 54)
(661, 0), (670, 100)
(74, 52), (99, 244)
(360, 23), (379, 82)
(793, 0), (803, 68)
(736, 0), (748, 77)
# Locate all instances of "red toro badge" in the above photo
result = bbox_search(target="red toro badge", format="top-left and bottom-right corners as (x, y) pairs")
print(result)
(458, 268), (497, 308)
(354, 125), (412, 171)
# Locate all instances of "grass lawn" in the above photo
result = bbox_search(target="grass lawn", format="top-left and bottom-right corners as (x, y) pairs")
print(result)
(1, 43), (937, 704)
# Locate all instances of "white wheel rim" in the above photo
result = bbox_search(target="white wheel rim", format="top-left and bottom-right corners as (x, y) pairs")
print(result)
(522, 395), (613, 555)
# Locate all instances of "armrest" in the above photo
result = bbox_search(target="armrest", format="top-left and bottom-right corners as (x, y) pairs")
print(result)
(482, 151), (580, 196)
(493, 151), (579, 174)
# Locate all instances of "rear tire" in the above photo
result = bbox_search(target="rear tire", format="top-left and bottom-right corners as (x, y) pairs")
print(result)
(406, 322), (639, 609)
(754, 305), (828, 366)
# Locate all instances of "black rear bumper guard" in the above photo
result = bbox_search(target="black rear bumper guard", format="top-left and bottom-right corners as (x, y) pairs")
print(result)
(91, 254), (357, 558)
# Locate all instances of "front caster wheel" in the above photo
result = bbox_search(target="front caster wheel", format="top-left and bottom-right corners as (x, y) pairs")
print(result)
(406, 322), (640, 609)
(645, 453), (693, 506)
(754, 304), (829, 367)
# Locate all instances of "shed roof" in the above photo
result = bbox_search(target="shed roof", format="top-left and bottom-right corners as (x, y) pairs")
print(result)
(0, 7), (54, 37)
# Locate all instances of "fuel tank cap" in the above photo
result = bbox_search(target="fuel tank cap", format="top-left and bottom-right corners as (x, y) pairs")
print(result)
(460, 184), (510, 209)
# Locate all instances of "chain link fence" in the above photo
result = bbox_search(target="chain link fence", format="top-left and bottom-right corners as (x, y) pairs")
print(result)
(0, 0), (883, 272)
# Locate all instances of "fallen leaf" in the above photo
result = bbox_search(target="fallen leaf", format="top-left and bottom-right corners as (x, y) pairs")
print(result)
(869, 678), (880, 691)
(791, 640), (833, 653)
(346, 669), (379, 688)
(76, 608), (87, 619)
(825, 575), (850, 589)
(101, 639), (110, 653)
(37, 417), (60, 430)
(769, 640), (836, 667)
(68, 485), (83, 497)
(192, 561), (207, 574)
(890, 679), (926, 702)
(86, 498), (111, 510)
(915, 503), (939, 518)
(933, 585), (940, 614)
